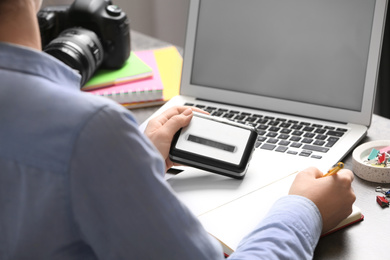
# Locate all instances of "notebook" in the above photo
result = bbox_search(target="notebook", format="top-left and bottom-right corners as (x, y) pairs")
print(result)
(197, 173), (363, 256)
(82, 52), (153, 91)
(122, 46), (182, 109)
(87, 50), (163, 104)
(140, 0), (385, 252)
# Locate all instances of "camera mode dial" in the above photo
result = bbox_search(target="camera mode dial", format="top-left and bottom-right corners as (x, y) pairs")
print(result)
(106, 5), (122, 16)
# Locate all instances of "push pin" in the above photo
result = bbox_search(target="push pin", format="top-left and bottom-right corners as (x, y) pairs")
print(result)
(376, 196), (389, 208)
(375, 186), (390, 197)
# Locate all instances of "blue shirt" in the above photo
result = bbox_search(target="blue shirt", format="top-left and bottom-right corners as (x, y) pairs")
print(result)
(0, 42), (322, 259)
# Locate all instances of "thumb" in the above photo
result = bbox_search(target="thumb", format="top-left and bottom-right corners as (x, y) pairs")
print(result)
(160, 108), (193, 136)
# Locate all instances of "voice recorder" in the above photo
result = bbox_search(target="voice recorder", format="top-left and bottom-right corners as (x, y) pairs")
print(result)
(169, 112), (258, 179)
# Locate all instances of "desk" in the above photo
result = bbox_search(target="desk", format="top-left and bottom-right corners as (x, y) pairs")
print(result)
(131, 30), (390, 259)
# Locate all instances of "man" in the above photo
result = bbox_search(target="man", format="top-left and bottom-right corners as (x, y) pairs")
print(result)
(0, 0), (355, 259)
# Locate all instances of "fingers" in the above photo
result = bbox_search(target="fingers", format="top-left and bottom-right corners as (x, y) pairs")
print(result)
(298, 167), (354, 181)
(161, 106), (207, 121)
(335, 169), (354, 181)
(297, 167), (324, 179)
(158, 108), (193, 137)
(150, 106), (204, 127)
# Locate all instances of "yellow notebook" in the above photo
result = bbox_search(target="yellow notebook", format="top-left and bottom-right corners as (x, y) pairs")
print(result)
(123, 46), (182, 109)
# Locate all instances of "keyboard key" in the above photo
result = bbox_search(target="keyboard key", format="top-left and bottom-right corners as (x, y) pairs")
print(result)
(204, 108), (215, 113)
(212, 111), (224, 117)
(327, 137), (339, 142)
(266, 132), (278, 138)
(223, 113), (235, 119)
(280, 122), (292, 128)
(241, 112), (251, 116)
(325, 141), (337, 148)
(278, 134), (290, 140)
(261, 143), (276, 150)
(324, 126), (335, 130)
(257, 124), (268, 130)
(303, 126), (315, 132)
(268, 121), (280, 126)
(246, 117), (257, 123)
(252, 114), (263, 118)
(304, 133), (315, 138)
(313, 140), (325, 146)
(290, 136), (301, 142)
(315, 134), (327, 140)
(326, 130), (345, 137)
(279, 140), (291, 146)
(218, 108), (228, 112)
(291, 142), (302, 148)
(302, 144), (329, 153)
(235, 115), (246, 121)
(314, 128), (326, 134)
(276, 146), (288, 153)
(299, 151), (311, 157)
(292, 130), (304, 136)
(325, 137), (339, 148)
(291, 124), (303, 130)
(302, 138), (313, 144)
(229, 110), (240, 114)
(267, 138), (278, 144)
(269, 126), (280, 132)
(281, 128), (292, 134)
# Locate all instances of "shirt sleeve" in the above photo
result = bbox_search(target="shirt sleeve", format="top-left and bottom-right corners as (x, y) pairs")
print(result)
(229, 195), (322, 260)
(68, 105), (225, 260)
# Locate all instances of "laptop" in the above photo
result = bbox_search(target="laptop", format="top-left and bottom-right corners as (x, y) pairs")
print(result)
(140, 0), (387, 217)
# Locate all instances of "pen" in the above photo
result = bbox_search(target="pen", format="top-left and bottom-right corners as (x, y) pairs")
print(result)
(323, 162), (344, 177)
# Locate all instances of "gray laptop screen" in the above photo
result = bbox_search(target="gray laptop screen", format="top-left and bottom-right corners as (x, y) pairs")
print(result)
(191, 0), (376, 112)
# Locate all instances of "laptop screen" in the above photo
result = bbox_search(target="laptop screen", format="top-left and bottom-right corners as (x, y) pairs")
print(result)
(191, 0), (375, 111)
(182, 0), (387, 125)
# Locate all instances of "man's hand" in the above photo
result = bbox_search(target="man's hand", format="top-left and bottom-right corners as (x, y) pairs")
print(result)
(288, 167), (356, 234)
(144, 106), (205, 171)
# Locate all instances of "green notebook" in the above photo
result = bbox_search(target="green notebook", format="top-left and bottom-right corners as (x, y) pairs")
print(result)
(82, 52), (153, 91)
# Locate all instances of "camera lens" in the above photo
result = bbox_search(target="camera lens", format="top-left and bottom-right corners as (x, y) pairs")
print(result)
(43, 28), (104, 86)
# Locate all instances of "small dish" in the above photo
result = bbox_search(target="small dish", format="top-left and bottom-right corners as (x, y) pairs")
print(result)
(352, 140), (390, 183)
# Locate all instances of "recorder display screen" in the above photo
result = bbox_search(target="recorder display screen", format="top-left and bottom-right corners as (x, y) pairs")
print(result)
(187, 134), (236, 152)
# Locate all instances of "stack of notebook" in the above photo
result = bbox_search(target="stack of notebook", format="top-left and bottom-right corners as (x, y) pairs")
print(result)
(82, 46), (181, 108)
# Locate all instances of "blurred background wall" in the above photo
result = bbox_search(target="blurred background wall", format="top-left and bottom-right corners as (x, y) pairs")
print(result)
(41, 0), (189, 47)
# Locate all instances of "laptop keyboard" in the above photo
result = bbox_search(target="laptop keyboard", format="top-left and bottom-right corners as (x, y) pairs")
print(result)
(184, 102), (348, 159)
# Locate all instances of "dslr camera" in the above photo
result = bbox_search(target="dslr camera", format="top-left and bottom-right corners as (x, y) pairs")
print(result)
(38, 0), (131, 86)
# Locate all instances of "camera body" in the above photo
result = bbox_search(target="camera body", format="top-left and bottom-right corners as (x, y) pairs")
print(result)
(38, 0), (131, 86)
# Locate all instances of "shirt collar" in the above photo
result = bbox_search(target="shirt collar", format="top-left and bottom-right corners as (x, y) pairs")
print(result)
(0, 42), (81, 89)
